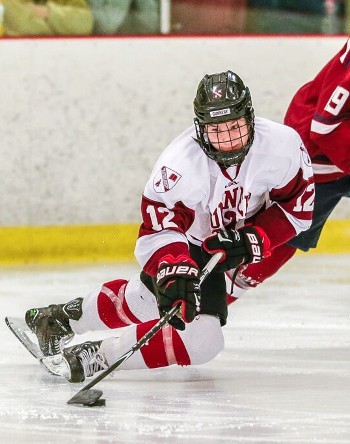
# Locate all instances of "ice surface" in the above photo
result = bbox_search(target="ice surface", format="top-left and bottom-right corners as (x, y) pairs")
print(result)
(0, 255), (349, 443)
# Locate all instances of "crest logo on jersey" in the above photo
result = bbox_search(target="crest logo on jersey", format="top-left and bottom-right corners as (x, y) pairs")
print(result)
(153, 166), (182, 193)
(210, 108), (231, 118)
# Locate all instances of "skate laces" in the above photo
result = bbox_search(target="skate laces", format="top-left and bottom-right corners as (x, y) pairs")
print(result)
(51, 332), (74, 355)
(78, 343), (108, 377)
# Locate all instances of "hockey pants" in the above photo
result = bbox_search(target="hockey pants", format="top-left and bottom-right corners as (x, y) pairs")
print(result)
(69, 275), (224, 371)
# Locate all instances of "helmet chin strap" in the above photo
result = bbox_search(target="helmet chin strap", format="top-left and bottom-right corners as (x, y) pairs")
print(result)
(209, 144), (248, 168)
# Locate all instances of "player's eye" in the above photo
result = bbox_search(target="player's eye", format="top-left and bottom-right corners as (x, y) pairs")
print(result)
(229, 121), (243, 130)
(209, 126), (219, 132)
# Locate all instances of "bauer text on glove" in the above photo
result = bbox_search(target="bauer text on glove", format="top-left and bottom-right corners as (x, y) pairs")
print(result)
(202, 226), (271, 272)
(156, 254), (201, 331)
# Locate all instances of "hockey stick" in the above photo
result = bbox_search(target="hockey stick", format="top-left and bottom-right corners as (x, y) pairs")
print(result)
(67, 251), (223, 407)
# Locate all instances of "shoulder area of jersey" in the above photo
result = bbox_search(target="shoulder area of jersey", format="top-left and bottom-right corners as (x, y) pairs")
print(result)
(150, 125), (211, 194)
(254, 116), (302, 147)
(158, 125), (209, 165)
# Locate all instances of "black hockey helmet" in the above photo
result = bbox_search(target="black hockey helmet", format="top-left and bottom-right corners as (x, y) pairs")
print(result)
(193, 70), (255, 167)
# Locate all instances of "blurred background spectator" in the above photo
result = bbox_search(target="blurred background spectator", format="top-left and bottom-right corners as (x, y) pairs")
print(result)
(171, 0), (345, 35)
(345, 0), (350, 32)
(171, 0), (247, 34)
(0, 2), (4, 37)
(3, 0), (93, 36)
(86, 0), (159, 35)
(86, 0), (132, 35)
(116, 0), (160, 35)
(0, 0), (349, 37)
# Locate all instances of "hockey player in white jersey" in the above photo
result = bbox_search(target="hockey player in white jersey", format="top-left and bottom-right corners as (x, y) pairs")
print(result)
(23, 71), (315, 382)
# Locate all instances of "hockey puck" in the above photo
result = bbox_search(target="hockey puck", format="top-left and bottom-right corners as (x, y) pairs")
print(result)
(86, 398), (106, 407)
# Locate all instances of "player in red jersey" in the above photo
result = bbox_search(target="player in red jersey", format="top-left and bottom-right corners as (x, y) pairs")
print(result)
(285, 38), (350, 253)
(286, 39), (350, 183)
(226, 39), (350, 303)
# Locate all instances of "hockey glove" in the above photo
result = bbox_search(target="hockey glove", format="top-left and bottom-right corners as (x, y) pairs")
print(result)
(202, 226), (270, 272)
(156, 254), (201, 331)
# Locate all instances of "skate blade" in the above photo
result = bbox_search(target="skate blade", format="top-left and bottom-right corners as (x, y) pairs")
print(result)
(5, 316), (63, 377)
(5, 316), (43, 360)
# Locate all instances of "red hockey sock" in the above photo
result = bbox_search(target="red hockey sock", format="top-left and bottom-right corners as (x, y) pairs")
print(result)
(97, 279), (142, 328)
(137, 320), (191, 368)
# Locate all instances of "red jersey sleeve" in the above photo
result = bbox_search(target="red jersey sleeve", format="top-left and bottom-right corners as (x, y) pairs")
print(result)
(252, 167), (315, 249)
(135, 195), (195, 276)
(285, 39), (350, 182)
(310, 40), (350, 175)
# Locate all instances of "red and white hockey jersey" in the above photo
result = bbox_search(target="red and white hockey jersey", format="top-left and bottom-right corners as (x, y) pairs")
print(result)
(285, 38), (350, 183)
(135, 117), (314, 275)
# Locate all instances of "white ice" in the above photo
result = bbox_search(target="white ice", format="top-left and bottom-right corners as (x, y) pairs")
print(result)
(0, 254), (349, 443)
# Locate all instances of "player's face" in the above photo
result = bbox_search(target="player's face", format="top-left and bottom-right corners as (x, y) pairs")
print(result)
(206, 118), (249, 152)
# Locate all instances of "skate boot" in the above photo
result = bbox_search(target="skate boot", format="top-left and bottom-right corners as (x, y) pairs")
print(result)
(62, 341), (109, 383)
(25, 297), (83, 357)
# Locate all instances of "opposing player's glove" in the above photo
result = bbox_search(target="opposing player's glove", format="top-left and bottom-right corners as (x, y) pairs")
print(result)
(156, 254), (201, 331)
(202, 226), (270, 272)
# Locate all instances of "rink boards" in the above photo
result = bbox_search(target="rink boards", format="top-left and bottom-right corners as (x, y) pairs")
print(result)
(0, 36), (349, 264)
(0, 219), (348, 265)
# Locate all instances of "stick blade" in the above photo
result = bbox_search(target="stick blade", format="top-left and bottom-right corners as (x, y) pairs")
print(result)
(67, 388), (103, 406)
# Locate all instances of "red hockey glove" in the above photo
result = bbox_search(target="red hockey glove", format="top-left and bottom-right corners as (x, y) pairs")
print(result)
(202, 226), (270, 272)
(156, 254), (201, 331)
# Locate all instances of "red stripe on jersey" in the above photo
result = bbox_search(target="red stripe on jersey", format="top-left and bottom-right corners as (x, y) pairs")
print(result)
(139, 195), (196, 238)
(97, 279), (141, 328)
(253, 204), (297, 249)
(252, 168), (314, 248)
(311, 171), (344, 183)
(143, 242), (190, 276)
(137, 320), (190, 368)
(138, 195), (196, 275)
(241, 243), (297, 285)
(270, 168), (314, 221)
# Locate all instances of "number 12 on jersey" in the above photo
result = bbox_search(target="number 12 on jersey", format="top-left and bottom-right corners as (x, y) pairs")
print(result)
(146, 205), (177, 231)
(293, 183), (315, 212)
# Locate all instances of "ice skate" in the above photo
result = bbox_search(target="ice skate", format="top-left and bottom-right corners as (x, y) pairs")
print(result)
(62, 341), (109, 383)
(25, 297), (83, 356)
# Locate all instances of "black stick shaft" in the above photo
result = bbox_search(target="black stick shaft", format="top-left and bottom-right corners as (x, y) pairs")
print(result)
(75, 304), (180, 392)
(68, 252), (222, 401)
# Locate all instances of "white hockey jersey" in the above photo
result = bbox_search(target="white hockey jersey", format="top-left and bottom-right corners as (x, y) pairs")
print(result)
(135, 117), (315, 275)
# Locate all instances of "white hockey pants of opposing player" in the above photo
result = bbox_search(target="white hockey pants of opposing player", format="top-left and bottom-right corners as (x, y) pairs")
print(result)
(69, 275), (224, 370)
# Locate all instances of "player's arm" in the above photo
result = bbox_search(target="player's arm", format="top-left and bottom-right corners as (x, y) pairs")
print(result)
(310, 92), (350, 174)
(310, 42), (350, 174)
(135, 194), (196, 276)
(135, 142), (209, 275)
(135, 187), (204, 330)
(253, 158), (315, 249)
(203, 135), (315, 268)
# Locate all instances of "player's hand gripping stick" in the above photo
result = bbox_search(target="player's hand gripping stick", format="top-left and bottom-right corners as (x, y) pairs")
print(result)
(202, 226), (270, 272)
